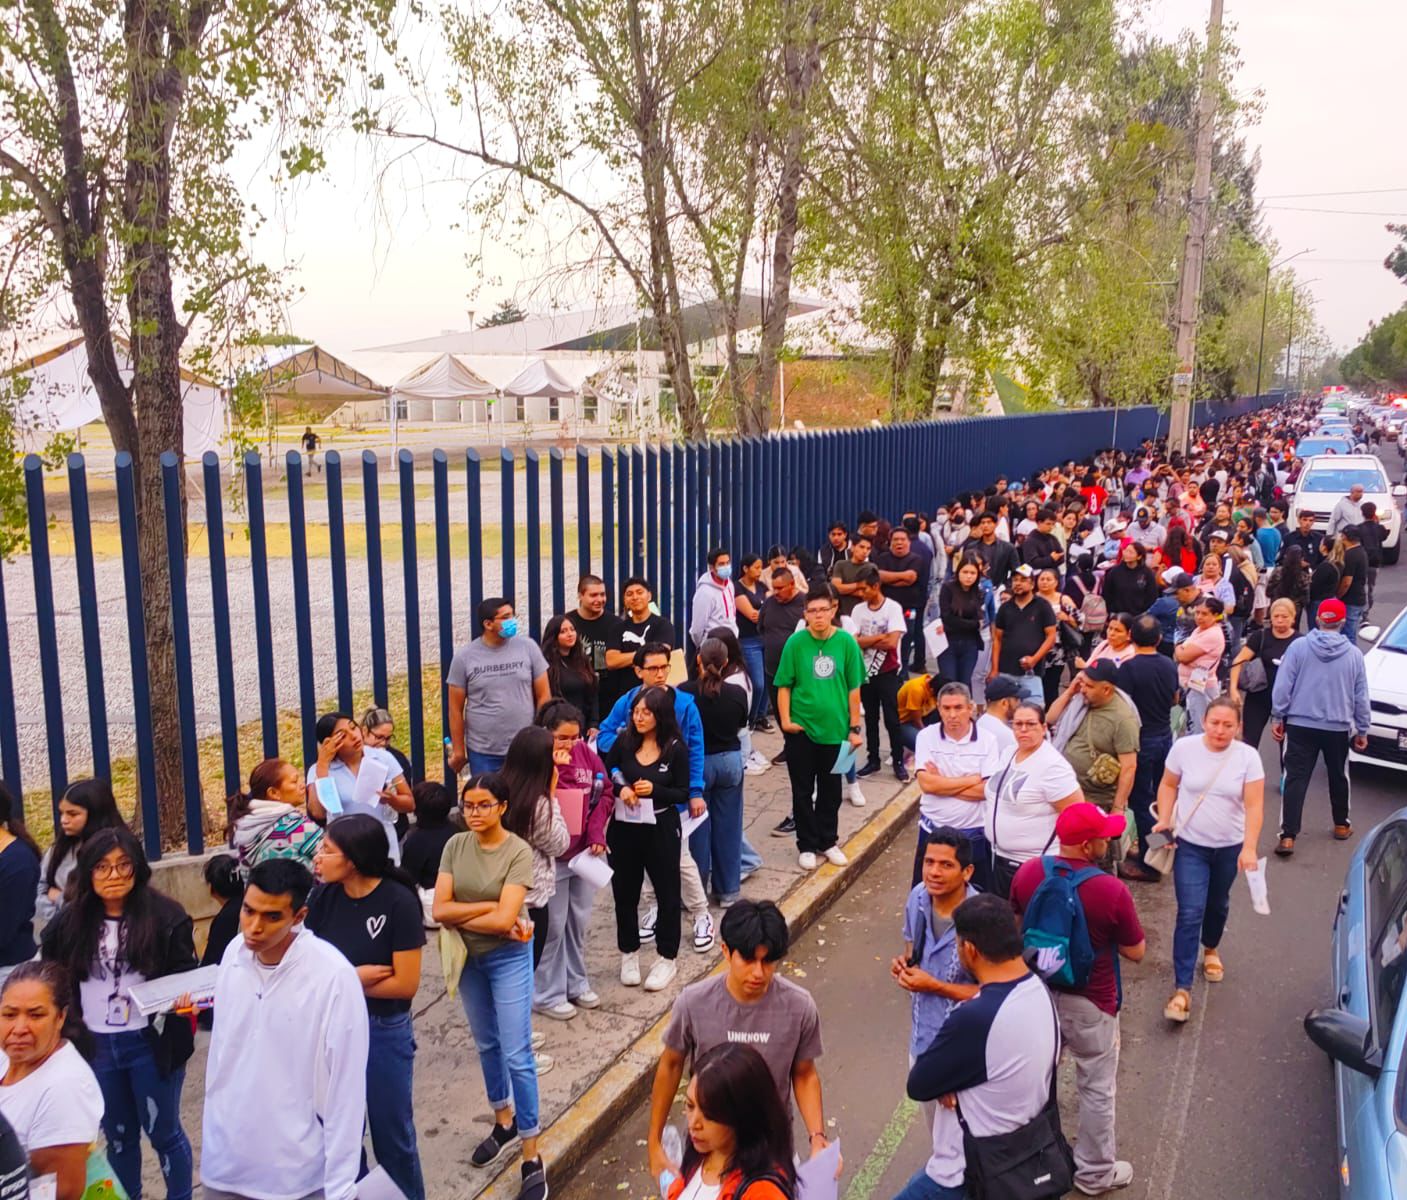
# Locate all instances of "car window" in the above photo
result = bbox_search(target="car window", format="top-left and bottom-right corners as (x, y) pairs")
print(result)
(1301, 467), (1388, 493)
(1368, 826), (1407, 1048)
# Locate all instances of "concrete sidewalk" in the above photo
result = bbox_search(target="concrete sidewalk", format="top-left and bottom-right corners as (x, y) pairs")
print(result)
(141, 726), (919, 1199)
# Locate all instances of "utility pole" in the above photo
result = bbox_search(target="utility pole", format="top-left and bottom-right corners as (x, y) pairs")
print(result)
(1283, 289), (1295, 393)
(1168, 0), (1224, 457)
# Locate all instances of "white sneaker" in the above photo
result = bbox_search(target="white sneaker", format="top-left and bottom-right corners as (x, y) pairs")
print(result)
(643, 957), (678, 992)
(1075, 1160), (1133, 1195)
(846, 780), (868, 807)
(620, 951), (642, 987)
(823, 845), (849, 867)
(530, 1029), (547, 1050)
(798, 851), (819, 870)
(745, 756), (770, 776)
(533, 1001), (577, 1021)
(570, 990), (601, 1009)
(693, 911), (716, 953)
(638, 904), (658, 943)
(534, 1051), (555, 1075)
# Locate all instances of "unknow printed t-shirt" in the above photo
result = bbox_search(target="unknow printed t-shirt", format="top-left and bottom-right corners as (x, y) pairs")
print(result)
(662, 974), (823, 1110)
(984, 741), (1080, 861)
(1163, 735), (1264, 848)
(446, 637), (549, 755)
(438, 831), (535, 957)
(305, 879), (426, 1016)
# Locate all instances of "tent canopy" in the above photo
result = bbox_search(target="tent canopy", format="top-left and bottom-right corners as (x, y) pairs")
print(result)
(502, 358), (576, 398)
(233, 343), (386, 400)
(393, 352), (496, 400)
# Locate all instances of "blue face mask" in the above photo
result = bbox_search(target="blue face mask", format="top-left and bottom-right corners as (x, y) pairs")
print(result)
(715, 564), (732, 581)
(500, 617), (519, 638)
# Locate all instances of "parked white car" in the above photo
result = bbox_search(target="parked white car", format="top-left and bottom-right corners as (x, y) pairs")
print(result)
(1351, 608), (1407, 773)
(1285, 455), (1407, 565)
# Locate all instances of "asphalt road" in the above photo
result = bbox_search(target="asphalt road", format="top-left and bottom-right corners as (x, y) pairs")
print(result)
(562, 505), (1407, 1200)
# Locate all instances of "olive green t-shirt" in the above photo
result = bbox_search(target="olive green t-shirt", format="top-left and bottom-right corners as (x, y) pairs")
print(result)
(439, 831), (534, 957)
(1062, 696), (1140, 808)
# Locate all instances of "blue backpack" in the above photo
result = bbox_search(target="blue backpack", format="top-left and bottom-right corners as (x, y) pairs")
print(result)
(1021, 858), (1104, 988)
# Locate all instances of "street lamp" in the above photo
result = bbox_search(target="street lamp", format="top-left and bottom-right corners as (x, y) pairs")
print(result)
(1255, 248), (1313, 398)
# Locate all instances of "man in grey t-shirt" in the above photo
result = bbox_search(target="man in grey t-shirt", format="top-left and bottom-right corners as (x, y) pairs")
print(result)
(446, 596), (550, 774)
(646, 901), (832, 1181)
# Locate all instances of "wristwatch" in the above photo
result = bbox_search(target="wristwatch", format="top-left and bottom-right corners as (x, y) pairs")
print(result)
(849, 724), (862, 734)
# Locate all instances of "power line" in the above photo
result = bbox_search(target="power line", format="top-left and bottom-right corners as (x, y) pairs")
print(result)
(1263, 205), (1407, 216)
(1259, 186), (1407, 199)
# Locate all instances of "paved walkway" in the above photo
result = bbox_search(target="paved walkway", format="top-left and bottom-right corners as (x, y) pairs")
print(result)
(140, 726), (913, 1198)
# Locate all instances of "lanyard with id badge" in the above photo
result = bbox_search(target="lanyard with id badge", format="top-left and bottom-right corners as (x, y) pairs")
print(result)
(100, 919), (134, 1027)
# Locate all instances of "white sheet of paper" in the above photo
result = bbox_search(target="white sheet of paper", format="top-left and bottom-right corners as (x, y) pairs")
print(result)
(30, 1176), (57, 1200)
(567, 848), (614, 889)
(681, 810), (709, 839)
(614, 794), (656, 825)
(356, 1165), (410, 1200)
(316, 775), (343, 815)
(353, 756), (391, 810)
(127, 964), (220, 1017)
(924, 618), (948, 660)
(795, 1139), (841, 1200)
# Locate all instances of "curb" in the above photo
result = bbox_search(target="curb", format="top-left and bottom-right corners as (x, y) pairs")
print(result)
(475, 781), (923, 1200)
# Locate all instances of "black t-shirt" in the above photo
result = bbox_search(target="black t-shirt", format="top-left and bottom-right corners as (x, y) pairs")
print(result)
(1309, 560), (1340, 611)
(571, 610), (621, 676)
(305, 880), (426, 1016)
(201, 895), (242, 967)
(1245, 628), (1301, 690)
(401, 823), (458, 890)
(604, 613), (675, 710)
(1359, 522), (1385, 568)
(758, 595), (807, 675)
(875, 549), (923, 611)
(1341, 545), (1370, 606)
(993, 596), (1056, 673)
(0, 1111), (26, 1200)
(679, 680), (749, 754)
(1115, 653), (1179, 739)
(734, 580), (767, 637)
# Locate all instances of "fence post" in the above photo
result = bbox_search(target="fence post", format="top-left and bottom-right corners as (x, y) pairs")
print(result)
(202, 452), (240, 797)
(600, 449), (616, 601)
(325, 450), (354, 713)
(433, 450), (454, 785)
(658, 444), (671, 622)
(466, 449), (484, 617)
(645, 443), (659, 593)
(526, 449), (543, 641)
(631, 444), (645, 579)
(0, 557), (21, 796)
(575, 446), (591, 579)
(161, 452), (205, 855)
(399, 449), (425, 783)
(671, 443), (686, 639)
(616, 447), (630, 594)
(23, 457), (66, 818)
(363, 451), (389, 708)
(243, 452), (280, 757)
(286, 453), (318, 771)
(66, 454), (109, 780)
(708, 440), (722, 552)
(115, 453), (160, 859)
(550, 448), (567, 616)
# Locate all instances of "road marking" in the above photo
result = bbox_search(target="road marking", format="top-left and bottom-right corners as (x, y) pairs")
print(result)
(842, 1096), (918, 1200)
(1146, 980), (1208, 1200)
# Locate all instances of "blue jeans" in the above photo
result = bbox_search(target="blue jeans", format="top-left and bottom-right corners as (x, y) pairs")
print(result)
(366, 1012), (424, 1200)
(740, 638), (769, 723)
(740, 835), (762, 879)
(458, 940), (540, 1136)
(892, 1167), (964, 1200)
(1171, 839), (1241, 990)
(468, 751), (506, 775)
(691, 751), (745, 902)
(1345, 603), (1366, 644)
(1129, 731), (1172, 869)
(91, 1029), (193, 1200)
(937, 636), (980, 690)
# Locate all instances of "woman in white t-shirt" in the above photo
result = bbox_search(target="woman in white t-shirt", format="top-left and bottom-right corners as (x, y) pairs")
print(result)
(985, 702), (1084, 898)
(1153, 696), (1264, 1025)
(0, 960), (105, 1199)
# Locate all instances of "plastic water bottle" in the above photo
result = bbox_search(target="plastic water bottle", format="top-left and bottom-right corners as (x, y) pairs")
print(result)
(659, 1125), (684, 1197)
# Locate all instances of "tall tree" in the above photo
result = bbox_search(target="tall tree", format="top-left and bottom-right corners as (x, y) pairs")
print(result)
(0, 0), (395, 839)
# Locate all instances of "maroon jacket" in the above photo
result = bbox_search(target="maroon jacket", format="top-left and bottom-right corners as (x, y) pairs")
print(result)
(558, 740), (613, 860)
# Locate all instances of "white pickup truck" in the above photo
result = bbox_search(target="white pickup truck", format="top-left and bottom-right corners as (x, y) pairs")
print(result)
(1284, 454), (1407, 565)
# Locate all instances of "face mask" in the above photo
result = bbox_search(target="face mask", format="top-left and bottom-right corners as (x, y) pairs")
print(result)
(499, 617), (519, 638)
(715, 564), (732, 581)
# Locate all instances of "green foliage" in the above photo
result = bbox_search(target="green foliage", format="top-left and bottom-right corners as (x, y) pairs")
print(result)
(479, 301), (529, 328)
(1342, 307), (1407, 389)
(1386, 224), (1407, 285)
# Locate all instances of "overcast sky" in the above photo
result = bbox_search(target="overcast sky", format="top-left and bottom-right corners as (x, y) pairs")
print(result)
(260, 0), (1407, 355)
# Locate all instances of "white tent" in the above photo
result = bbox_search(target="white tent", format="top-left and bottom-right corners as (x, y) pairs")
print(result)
(503, 358), (577, 398)
(9, 337), (226, 456)
(391, 352), (497, 422)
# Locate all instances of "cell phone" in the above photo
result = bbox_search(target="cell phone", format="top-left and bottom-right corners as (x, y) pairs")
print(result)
(1145, 830), (1175, 852)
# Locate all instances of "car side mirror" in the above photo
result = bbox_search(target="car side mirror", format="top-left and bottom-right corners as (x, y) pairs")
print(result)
(1304, 1008), (1382, 1080)
(1282, 485), (1295, 496)
(1392, 485), (1407, 498)
(1360, 626), (1381, 643)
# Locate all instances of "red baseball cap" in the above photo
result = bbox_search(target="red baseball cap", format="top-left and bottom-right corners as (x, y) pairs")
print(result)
(1055, 802), (1127, 844)
(1317, 598), (1347, 626)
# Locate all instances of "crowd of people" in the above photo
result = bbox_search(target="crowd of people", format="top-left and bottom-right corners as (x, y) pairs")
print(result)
(0, 395), (1388, 1200)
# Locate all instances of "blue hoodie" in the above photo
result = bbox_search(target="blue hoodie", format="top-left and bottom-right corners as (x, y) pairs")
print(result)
(1271, 629), (1370, 736)
(596, 685), (705, 800)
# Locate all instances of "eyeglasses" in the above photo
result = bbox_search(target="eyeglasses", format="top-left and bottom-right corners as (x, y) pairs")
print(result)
(1011, 720), (1044, 730)
(94, 860), (135, 879)
(463, 801), (504, 815)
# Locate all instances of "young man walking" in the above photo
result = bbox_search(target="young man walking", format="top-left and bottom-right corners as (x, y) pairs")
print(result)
(201, 859), (370, 1200)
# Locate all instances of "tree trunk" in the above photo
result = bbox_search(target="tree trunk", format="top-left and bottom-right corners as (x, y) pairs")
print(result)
(124, 0), (193, 847)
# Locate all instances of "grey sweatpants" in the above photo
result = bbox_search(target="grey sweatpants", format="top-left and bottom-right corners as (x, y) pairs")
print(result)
(1055, 992), (1121, 1192)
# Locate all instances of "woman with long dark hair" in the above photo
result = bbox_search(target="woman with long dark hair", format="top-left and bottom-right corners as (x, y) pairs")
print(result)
(226, 756), (323, 871)
(307, 814), (427, 1200)
(937, 555), (983, 689)
(199, 854), (244, 968)
(605, 686), (690, 992)
(0, 784), (40, 987)
(307, 711), (414, 862)
(37, 778), (126, 922)
(1266, 545), (1311, 628)
(542, 613), (600, 733)
(0, 961), (105, 1200)
(666, 1043), (796, 1200)
(40, 827), (196, 1200)
(498, 726), (570, 976)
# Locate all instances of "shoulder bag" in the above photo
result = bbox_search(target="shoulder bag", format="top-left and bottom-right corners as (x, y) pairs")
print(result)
(954, 993), (1074, 1200)
(1143, 755), (1231, 876)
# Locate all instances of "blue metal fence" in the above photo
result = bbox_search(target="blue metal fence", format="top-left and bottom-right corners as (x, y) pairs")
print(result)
(3, 394), (1277, 854)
